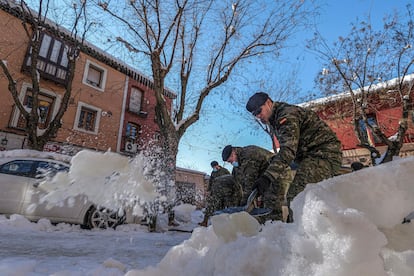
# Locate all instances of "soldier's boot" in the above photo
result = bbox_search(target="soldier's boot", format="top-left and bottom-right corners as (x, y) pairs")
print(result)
(147, 214), (157, 232)
(198, 216), (209, 227)
(168, 210), (180, 227)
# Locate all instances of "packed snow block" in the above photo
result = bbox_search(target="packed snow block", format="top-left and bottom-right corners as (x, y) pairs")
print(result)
(292, 156), (414, 229)
(173, 204), (197, 223)
(211, 211), (260, 243)
(102, 258), (126, 272)
(294, 184), (388, 275)
(289, 156), (414, 276)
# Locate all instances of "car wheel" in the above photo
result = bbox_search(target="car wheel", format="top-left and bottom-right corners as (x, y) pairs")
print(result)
(85, 206), (125, 229)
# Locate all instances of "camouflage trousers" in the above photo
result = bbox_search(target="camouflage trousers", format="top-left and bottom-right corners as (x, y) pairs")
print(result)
(258, 167), (293, 223)
(287, 153), (342, 203)
(204, 175), (242, 218)
(281, 153), (342, 223)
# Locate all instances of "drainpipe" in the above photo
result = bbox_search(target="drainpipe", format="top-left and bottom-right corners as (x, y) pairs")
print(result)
(117, 76), (129, 152)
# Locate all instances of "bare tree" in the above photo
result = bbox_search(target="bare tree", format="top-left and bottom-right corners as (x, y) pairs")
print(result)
(0, 0), (91, 150)
(95, 0), (315, 192)
(308, 4), (414, 165)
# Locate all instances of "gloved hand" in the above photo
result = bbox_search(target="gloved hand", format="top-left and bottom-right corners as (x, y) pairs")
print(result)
(253, 175), (271, 196)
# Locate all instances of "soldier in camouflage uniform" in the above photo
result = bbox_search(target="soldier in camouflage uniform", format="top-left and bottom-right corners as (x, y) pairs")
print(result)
(246, 92), (342, 222)
(199, 174), (243, 226)
(221, 145), (292, 222)
(208, 161), (230, 193)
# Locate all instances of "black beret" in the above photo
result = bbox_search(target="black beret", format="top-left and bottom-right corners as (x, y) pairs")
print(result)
(246, 92), (269, 113)
(222, 145), (233, 161)
(210, 161), (219, 167)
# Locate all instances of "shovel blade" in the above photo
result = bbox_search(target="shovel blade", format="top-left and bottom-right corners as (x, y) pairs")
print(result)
(213, 207), (272, 217)
(213, 206), (246, 215)
(249, 207), (272, 217)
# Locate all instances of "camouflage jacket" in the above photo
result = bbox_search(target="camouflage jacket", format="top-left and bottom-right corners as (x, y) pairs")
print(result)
(232, 146), (274, 205)
(208, 166), (230, 192)
(205, 174), (243, 217)
(264, 101), (342, 183)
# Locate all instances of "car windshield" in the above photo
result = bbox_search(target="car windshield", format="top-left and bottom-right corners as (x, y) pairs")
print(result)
(0, 159), (69, 179)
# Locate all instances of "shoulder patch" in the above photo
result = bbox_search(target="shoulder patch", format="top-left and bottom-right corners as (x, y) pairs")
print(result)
(279, 118), (287, 125)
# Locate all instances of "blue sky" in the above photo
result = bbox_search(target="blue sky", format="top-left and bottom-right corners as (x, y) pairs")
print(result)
(176, 0), (412, 175)
(25, 0), (409, 175)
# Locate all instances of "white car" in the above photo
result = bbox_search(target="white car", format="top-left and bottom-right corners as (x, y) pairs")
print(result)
(0, 150), (126, 229)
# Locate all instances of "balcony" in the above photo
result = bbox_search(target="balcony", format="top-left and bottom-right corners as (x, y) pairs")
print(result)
(21, 33), (70, 87)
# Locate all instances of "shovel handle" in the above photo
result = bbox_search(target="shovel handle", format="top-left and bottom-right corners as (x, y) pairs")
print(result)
(245, 188), (258, 212)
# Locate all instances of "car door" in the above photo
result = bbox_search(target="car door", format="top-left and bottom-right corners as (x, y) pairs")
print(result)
(22, 161), (87, 223)
(0, 160), (35, 215)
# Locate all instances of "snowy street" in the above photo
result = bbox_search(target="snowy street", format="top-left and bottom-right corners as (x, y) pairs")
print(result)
(0, 215), (192, 275)
(1, 151), (414, 275)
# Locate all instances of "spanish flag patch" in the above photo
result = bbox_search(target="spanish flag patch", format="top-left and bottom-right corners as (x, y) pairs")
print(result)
(279, 118), (287, 125)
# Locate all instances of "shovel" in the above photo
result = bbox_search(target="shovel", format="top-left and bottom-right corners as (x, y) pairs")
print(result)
(213, 188), (272, 217)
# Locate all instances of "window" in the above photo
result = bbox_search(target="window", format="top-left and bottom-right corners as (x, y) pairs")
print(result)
(0, 160), (68, 179)
(153, 132), (161, 142)
(9, 84), (59, 132)
(16, 89), (55, 130)
(129, 87), (143, 113)
(86, 65), (103, 87)
(82, 60), (107, 91)
(74, 102), (101, 134)
(0, 160), (35, 177)
(78, 107), (97, 131)
(23, 33), (70, 85)
(36, 161), (69, 178)
(126, 122), (140, 141)
(359, 115), (381, 144)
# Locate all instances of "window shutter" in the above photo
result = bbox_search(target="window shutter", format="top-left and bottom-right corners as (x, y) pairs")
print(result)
(129, 88), (143, 113)
(87, 67), (101, 86)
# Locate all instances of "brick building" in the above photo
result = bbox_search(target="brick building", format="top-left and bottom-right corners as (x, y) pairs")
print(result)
(175, 168), (208, 208)
(303, 75), (414, 166)
(0, 1), (207, 206)
(0, 1), (175, 156)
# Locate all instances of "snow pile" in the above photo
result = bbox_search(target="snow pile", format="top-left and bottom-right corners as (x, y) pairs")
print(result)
(0, 149), (157, 208)
(211, 211), (261, 242)
(126, 156), (414, 276)
(36, 149), (161, 217)
(67, 150), (159, 211)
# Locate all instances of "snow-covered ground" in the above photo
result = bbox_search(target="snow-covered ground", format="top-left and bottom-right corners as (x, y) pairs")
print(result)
(0, 214), (193, 275)
(1, 150), (414, 275)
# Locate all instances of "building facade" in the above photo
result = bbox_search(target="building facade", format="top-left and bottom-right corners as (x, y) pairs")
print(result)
(121, 73), (175, 155)
(0, 1), (175, 156)
(0, 1), (207, 207)
(175, 167), (208, 208)
(304, 76), (414, 166)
